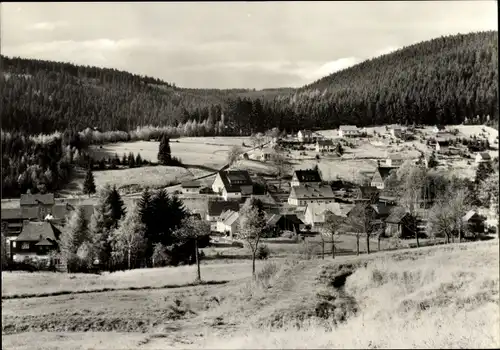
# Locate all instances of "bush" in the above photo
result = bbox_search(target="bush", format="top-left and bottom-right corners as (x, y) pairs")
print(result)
(257, 244), (270, 260)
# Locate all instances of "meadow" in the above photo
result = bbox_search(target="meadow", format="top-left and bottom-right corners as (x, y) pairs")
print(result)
(2, 240), (498, 349)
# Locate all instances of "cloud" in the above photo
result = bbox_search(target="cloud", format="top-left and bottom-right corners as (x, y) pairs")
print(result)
(27, 21), (68, 31)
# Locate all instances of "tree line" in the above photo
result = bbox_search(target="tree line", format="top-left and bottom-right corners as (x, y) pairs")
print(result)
(1, 31), (497, 136)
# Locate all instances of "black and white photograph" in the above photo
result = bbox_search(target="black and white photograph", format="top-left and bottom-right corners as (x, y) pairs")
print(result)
(0, 1), (499, 348)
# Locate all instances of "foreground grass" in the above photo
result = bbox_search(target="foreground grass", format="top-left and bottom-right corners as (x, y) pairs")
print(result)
(1, 261), (265, 298)
(197, 240), (500, 349)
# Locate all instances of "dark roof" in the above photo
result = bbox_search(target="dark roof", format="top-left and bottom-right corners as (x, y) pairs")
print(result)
(293, 170), (322, 183)
(35, 237), (55, 246)
(377, 166), (396, 181)
(370, 203), (393, 217)
(219, 170), (253, 193)
(317, 139), (334, 146)
(290, 184), (335, 199)
(357, 186), (380, 199)
(267, 213), (304, 227)
(207, 200), (240, 216)
(386, 207), (409, 224)
(182, 181), (201, 188)
(16, 221), (62, 242)
(478, 152), (491, 160)
(1, 208), (38, 220)
(49, 204), (94, 222)
(20, 193), (55, 206)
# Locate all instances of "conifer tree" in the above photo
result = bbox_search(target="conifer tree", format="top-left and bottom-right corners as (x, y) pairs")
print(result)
(158, 134), (172, 165)
(127, 152), (136, 168)
(60, 206), (90, 272)
(106, 185), (126, 229)
(82, 168), (96, 196)
(135, 153), (143, 167)
(90, 186), (114, 269)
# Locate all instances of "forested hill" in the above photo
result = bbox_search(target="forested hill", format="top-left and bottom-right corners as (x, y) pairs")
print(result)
(1, 31), (498, 135)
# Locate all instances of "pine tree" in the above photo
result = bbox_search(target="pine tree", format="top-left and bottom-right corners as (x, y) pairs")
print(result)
(82, 168), (96, 196)
(114, 153), (121, 166)
(138, 187), (154, 263)
(122, 153), (127, 165)
(90, 187), (114, 269)
(135, 153), (143, 167)
(475, 161), (494, 185)
(128, 152), (136, 168)
(106, 185), (126, 229)
(157, 134), (172, 165)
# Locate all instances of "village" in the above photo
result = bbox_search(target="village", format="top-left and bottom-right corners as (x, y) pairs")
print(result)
(2, 123), (498, 268)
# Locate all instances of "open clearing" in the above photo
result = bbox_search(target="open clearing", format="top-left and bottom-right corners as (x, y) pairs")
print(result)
(3, 240), (498, 349)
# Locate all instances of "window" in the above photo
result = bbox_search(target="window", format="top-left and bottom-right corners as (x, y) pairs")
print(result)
(12, 241), (16, 248)
(22, 243), (30, 250)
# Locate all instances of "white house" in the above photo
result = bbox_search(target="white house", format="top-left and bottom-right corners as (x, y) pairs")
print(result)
(315, 139), (335, 153)
(385, 153), (404, 167)
(475, 152), (492, 164)
(304, 202), (352, 228)
(290, 169), (323, 188)
(288, 184), (335, 206)
(212, 170), (253, 200)
(297, 130), (313, 143)
(216, 210), (240, 238)
(181, 181), (201, 194)
(338, 125), (360, 138)
(388, 125), (405, 138)
(206, 201), (240, 229)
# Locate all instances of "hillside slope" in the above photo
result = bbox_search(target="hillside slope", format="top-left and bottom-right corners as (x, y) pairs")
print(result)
(1, 31), (497, 134)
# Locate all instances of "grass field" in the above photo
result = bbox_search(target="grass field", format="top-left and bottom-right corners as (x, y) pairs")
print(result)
(3, 240), (497, 349)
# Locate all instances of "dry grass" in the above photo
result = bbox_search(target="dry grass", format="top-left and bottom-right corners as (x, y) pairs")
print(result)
(1, 261), (265, 298)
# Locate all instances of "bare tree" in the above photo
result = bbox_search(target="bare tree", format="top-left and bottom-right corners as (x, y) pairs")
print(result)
(238, 197), (267, 277)
(173, 216), (211, 282)
(344, 193), (378, 255)
(227, 145), (243, 167)
(322, 212), (345, 259)
(271, 146), (291, 190)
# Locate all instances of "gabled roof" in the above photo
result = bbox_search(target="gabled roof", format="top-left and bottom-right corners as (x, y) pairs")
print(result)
(218, 170), (253, 193)
(16, 221), (61, 242)
(35, 237), (55, 246)
(293, 170), (322, 183)
(222, 210), (240, 226)
(306, 202), (351, 224)
(339, 125), (359, 131)
(1, 208), (38, 220)
(462, 210), (480, 222)
(298, 129), (313, 136)
(267, 213), (304, 227)
(477, 152), (491, 160)
(387, 153), (404, 160)
(374, 166), (395, 181)
(370, 203), (393, 217)
(207, 201), (240, 216)
(385, 207), (410, 224)
(290, 184), (334, 199)
(20, 193), (55, 206)
(50, 204), (94, 222)
(181, 181), (201, 188)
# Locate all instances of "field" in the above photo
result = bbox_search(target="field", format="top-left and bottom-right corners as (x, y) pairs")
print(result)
(2, 240), (498, 349)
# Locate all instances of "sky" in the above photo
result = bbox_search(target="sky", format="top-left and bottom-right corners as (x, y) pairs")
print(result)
(1, 1), (498, 89)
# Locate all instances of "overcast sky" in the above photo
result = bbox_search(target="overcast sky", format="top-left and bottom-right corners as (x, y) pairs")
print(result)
(1, 1), (497, 89)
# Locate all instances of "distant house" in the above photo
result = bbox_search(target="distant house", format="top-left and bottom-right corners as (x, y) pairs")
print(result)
(297, 130), (313, 143)
(11, 221), (62, 264)
(181, 181), (201, 194)
(288, 184), (335, 206)
(206, 200), (240, 223)
(370, 166), (396, 190)
(388, 125), (405, 138)
(259, 150), (273, 162)
(266, 213), (304, 235)
(475, 152), (491, 164)
(462, 210), (486, 235)
(290, 169), (323, 188)
(304, 202), (352, 229)
(20, 193), (55, 221)
(216, 210), (240, 238)
(385, 153), (404, 167)
(384, 207), (414, 238)
(432, 125), (446, 133)
(338, 125), (360, 138)
(315, 139), (335, 153)
(212, 170), (253, 200)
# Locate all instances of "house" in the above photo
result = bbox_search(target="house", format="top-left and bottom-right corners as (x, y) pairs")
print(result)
(19, 193), (55, 220)
(475, 152), (491, 164)
(206, 200), (240, 224)
(212, 170), (253, 200)
(385, 153), (404, 167)
(258, 150), (273, 162)
(370, 166), (396, 190)
(388, 125), (405, 138)
(297, 130), (313, 143)
(384, 207), (414, 238)
(315, 139), (335, 153)
(266, 213), (304, 236)
(338, 125), (360, 138)
(287, 184), (335, 206)
(354, 186), (380, 203)
(304, 202), (353, 229)
(216, 210), (240, 238)
(10, 221), (62, 263)
(432, 125), (446, 133)
(290, 169), (323, 187)
(181, 181), (201, 194)
(462, 210), (486, 235)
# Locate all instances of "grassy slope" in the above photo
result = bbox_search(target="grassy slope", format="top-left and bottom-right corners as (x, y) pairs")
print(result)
(2, 240), (498, 349)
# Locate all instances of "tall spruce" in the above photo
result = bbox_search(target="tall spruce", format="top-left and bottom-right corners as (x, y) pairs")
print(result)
(138, 187), (154, 263)
(106, 185), (126, 229)
(158, 134), (172, 165)
(82, 168), (96, 196)
(60, 206), (90, 272)
(90, 186), (114, 269)
(150, 189), (172, 246)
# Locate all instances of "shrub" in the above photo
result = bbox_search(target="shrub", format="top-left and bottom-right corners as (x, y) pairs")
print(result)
(257, 244), (270, 260)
